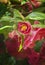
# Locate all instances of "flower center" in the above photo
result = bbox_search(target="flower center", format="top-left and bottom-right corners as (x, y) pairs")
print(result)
(21, 25), (27, 31)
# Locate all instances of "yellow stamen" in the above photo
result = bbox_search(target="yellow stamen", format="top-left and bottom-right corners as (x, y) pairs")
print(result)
(21, 25), (27, 31)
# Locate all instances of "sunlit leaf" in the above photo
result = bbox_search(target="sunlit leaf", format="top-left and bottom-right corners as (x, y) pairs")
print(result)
(0, 26), (13, 38)
(26, 12), (45, 20)
(21, 0), (28, 5)
(13, 9), (25, 22)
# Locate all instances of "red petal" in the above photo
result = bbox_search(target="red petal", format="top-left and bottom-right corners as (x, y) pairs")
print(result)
(23, 28), (45, 49)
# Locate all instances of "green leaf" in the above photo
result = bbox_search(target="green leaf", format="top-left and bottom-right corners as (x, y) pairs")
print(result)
(33, 7), (45, 12)
(34, 40), (44, 52)
(38, 0), (45, 2)
(0, 26), (13, 38)
(13, 9), (25, 22)
(0, 16), (12, 22)
(0, 3), (7, 18)
(26, 12), (45, 20)
(7, 57), (16, 65)
(21, 0), (28, 5)
(21, 1), (26, 5)
(0, 53), (16, 65)
(0, 16), (15, 26)
(32, 24), (45, 28)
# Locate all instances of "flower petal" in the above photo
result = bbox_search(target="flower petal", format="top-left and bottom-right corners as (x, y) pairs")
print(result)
(23, 28), (45, 49)
(18, 22), (32, 35)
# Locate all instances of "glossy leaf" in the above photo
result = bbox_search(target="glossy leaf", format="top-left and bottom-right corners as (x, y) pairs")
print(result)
(21, 0), (28, 5)
(0, 26), (13, 37)
(26, 12), (45, 20)
(0, 16), (15, 26)
(13, 9), (25, 22)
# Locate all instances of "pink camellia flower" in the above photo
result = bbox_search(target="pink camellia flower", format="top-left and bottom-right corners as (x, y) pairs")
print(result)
(27, 49), (39, 65)
(5, 31), (27, 59)
(18, 22), (32, 35)
(23, 28), (45, 49)
(5, 31), (21, 56)
(31, 0), (41, 8)
(5, 35), (19, 57)
(5, 39), (26, 59)
(5, 30), (45, 65)
(26, 42), (45, 65)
